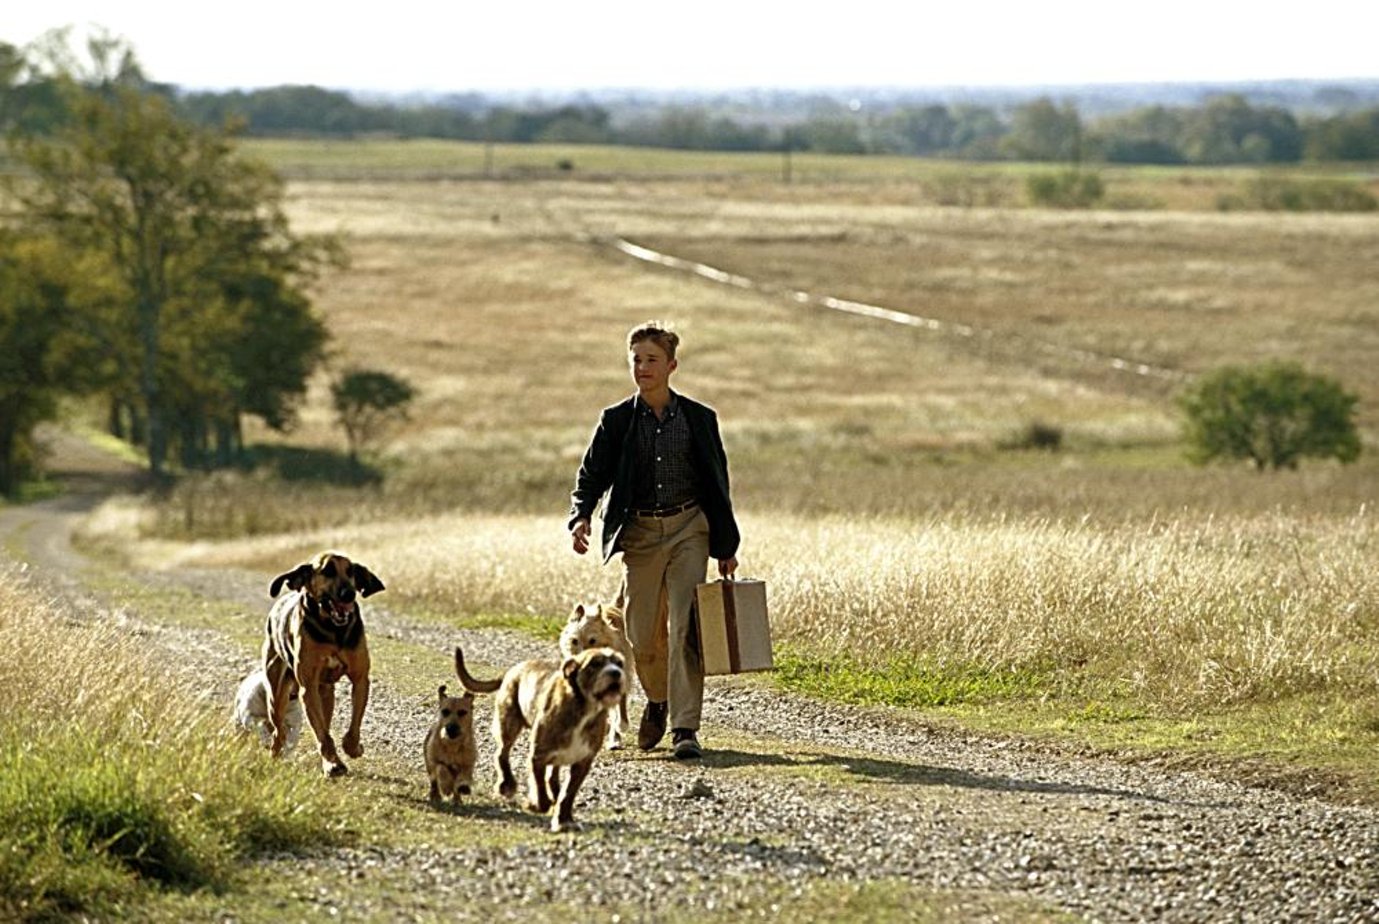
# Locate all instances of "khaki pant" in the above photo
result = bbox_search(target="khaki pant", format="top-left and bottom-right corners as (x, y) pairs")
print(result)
(619, 507), (709, 731)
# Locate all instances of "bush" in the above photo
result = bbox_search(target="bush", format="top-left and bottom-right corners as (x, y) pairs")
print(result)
(1026, 170), (1104, 208)
(331, 368), (416, 463)
(1178, 362), (1361, 471)
(1217, 176), (1378, 212)
(1000, 421), (1064, 452)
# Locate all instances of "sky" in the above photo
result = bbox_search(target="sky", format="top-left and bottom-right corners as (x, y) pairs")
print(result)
(6, 1), (1378, 94)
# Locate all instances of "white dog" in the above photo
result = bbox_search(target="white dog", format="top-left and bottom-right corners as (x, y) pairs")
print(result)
(234, 668), (303, 754)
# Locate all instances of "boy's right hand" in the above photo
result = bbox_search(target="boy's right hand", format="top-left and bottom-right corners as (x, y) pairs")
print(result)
(571, 518), (591, 555)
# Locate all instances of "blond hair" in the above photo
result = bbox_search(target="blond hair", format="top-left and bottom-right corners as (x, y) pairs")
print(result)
(627, 322), (680, 360)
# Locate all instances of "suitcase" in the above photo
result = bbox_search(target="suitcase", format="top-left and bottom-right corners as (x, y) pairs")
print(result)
(694, 578), (772, 675)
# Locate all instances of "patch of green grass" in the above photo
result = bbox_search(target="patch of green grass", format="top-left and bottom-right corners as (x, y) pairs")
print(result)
(775, 649), (1051, 708)
(1, 478), (63, 505)
(431, 609), (565, 640)
(0, 678), (349, 921)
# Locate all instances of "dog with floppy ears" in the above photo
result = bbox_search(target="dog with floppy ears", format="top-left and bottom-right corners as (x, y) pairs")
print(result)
(261, 551), (385, 777)
(424, 684), (477, 803)
(453, 644), (625, 832)
(560, 601), (637, 750)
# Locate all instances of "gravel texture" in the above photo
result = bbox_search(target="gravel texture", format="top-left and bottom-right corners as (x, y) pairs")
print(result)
(5, 468), (1379, 922)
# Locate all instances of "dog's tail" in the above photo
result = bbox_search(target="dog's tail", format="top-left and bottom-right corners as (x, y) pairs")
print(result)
(453, 646), (502, 694)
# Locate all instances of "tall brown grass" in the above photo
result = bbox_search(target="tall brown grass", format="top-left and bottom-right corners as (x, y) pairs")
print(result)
(0, 565), (343, 918)
(74, 166), (1379, 728)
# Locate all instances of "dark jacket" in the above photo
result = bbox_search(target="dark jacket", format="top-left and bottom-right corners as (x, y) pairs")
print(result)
(568, 392), (740, 563)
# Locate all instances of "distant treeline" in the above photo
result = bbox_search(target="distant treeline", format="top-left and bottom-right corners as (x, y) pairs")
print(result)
(5, 72), (1379, 164)
(180, 87), (1379, 164)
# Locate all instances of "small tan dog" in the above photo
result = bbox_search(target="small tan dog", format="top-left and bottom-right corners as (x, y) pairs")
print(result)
(559, 602), (637, 749)
(424, 684), (477, 804)
(234, 668), (303, 755)
(454, 645), (625, 833)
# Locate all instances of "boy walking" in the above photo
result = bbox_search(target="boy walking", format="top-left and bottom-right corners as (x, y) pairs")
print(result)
(569, 322), (740, 759)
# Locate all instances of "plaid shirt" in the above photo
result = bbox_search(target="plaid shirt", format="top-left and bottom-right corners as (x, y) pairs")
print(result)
(630, 394), (699, 510)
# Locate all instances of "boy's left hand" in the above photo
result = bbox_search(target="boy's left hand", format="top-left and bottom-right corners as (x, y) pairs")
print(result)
(717, 556), (738, 578)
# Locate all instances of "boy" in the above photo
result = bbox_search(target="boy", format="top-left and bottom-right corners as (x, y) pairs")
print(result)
(568, 322), (740, 759)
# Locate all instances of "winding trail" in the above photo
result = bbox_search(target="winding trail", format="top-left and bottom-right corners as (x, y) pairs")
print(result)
(4, 432), (1377, 921)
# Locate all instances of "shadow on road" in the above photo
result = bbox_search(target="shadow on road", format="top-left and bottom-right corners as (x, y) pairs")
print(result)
(702, 747), (1179, 806)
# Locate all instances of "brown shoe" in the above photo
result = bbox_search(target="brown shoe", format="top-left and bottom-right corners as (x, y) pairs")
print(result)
(638, 700), (668, 750)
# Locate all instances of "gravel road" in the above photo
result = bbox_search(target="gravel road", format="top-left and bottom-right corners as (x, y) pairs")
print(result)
(5, 436), (1378, 922)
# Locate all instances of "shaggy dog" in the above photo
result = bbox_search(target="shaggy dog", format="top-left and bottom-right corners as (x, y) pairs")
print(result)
(234, 668), (303, 754)
(454, 645), (625, 832)
(559, 602), (637, 749)
(424, 684), (478, 804)
(261, 551), (385, 777)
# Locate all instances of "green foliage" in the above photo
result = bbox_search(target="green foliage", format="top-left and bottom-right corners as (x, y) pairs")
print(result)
(1217, 175), (1378, 212)
(330, 368), (417, 462)
(0, 233), (106, 495)
(5, 35), (339, 477)
(1026, 169), (1104, 208)
(1003, 97), (1083, 162)
(1179, 362), (1361, 471)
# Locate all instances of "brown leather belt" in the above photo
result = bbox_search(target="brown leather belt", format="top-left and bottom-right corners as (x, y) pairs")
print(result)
(631, 499), (698, 518)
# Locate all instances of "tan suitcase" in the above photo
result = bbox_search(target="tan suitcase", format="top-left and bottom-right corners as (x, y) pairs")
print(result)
(694, 578), (773, 675)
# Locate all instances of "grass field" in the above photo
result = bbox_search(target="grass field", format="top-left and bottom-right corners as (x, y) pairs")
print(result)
(63, 142), (1379, 797)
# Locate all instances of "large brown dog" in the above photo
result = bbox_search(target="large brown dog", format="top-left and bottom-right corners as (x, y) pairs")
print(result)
(454, 645), (625, 832)
(559, 602), (637, 750)
(262, 551), (385, 777)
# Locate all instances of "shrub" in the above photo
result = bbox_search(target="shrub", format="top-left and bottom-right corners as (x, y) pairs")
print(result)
(331, 368), (416, 463)
(1000, 421), (1064, 452)
(1217, 176), (1378, 212)
(1178, 362), (1361, 471)
(1026, 170), (1105, 208)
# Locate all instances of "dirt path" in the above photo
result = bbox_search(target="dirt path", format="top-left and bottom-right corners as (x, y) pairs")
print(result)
(5, 434), (1379, 921)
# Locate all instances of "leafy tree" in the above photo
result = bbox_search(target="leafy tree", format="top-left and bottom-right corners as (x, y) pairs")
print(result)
(6, 33), (339, 477)
(1004, 98), (1083, 163)
(880, 104), (958, 155)
(331, 369), (416, 464)
(1179, 362), (1360, 471)
(0, 232), (112, 494)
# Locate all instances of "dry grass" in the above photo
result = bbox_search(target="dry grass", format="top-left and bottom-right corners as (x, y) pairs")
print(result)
(92, 490), (1378, 715)
(0, 565), (344, 918)
(74, 153), (1379, 735)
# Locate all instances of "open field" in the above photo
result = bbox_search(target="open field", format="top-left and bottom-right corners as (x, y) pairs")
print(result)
(241, 137), (1379, 212)
(61, 144), (1377, 783)
(9, 143), (1379, 919)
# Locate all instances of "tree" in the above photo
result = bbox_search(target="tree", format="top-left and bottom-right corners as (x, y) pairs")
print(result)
(331, 370), (416, 465)
(7, 33), (339, 477)
(1179, 362), (1361, 471)
(1004, 98), (1083, 163)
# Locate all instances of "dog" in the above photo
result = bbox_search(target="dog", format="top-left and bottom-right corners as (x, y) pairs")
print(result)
(559, 602), (637, 749)
(234, 667), (304, 755)
(261, 551), (385, 777)
(424, 684), (477, 804)
(454, 644), (625, 833)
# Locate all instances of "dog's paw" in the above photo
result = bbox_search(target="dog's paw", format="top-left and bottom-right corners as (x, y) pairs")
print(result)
(342, 735), (364, 759)
(607, 732), (624, 751)
(496, 781), (517, 801)
(457, 784), (471, 796)
(550, 817), (583, 834)
(323, 759), (349, 778)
